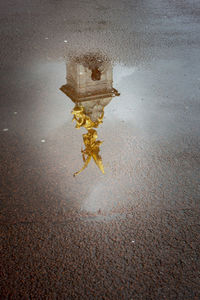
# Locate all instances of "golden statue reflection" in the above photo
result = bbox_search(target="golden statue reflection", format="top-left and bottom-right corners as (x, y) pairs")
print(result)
(60, 52), (120, 176)
(71, 105), (104, 130)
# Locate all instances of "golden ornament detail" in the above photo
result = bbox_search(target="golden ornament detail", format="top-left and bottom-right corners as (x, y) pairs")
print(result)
(71, 105), (105, 176)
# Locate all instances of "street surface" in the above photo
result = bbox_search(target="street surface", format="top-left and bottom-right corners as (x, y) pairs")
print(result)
(0, 0), (200, 299)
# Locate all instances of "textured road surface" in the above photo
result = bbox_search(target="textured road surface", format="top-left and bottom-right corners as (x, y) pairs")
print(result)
(1, 0), (200, 299)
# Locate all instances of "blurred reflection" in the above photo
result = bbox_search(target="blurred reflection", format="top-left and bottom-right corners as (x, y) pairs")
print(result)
(60, 53), (120, 176)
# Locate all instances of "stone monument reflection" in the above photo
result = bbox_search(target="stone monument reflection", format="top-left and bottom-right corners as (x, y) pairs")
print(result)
(60, 53), (120, 176)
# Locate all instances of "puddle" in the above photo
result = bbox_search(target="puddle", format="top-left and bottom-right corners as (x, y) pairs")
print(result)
(79, 212), (127, 223)
(2, 49), (199, 217)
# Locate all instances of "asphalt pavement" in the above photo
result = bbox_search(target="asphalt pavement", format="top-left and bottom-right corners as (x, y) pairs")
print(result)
(0, 0), (200, 299)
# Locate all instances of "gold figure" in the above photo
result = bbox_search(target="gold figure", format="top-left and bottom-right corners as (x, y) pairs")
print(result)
(73, 129), (104, 177)
(71, 105), (104, 130)
(72, 105), (105, 176)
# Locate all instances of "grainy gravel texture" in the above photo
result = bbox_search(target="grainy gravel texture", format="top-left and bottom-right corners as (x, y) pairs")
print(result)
(0, 0), (200, 299)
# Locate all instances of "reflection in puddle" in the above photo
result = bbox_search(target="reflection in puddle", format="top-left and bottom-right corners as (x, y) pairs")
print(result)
(60, 53), (120, 176)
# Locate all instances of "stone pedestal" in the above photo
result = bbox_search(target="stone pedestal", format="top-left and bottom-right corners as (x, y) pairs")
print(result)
(60, 53), (120, 122)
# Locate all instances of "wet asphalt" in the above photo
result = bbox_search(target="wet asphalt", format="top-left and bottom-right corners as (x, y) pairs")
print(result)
(0, 0), (200, 299)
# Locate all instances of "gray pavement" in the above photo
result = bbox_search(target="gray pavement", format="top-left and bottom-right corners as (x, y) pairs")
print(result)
(0, 0), (200, 299)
